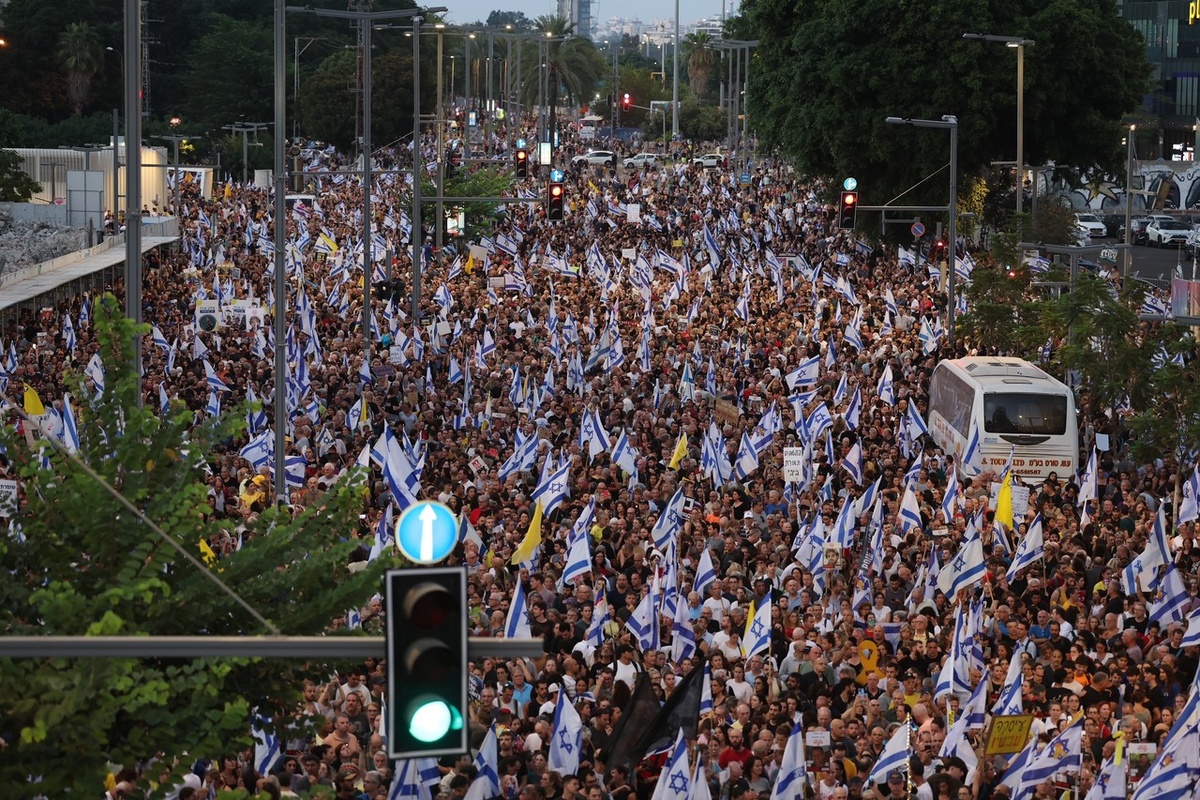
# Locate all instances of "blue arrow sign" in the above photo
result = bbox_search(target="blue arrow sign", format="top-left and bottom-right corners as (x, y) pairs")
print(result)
(395, 501), (460, 564)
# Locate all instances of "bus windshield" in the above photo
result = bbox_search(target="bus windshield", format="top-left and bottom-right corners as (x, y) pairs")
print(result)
(983, 392), (1067, 435)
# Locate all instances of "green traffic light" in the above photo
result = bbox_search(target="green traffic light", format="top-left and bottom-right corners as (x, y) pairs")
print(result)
(408, 697), (464, 743)
(410, 698), (452, 742)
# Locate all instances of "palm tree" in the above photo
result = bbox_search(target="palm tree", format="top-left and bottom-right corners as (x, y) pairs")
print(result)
(683, 31), (715, 99)
(519, 15), (604, 116)
(58, 22), (102, 116)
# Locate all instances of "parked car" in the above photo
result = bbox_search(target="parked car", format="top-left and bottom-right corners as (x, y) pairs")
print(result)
(1117, 217), (1151, 244)
(623, 153), (659, 169)
(571, 150), (616, 166)
(691, 153), (726, 169)
(1146, 219), (1191, 247)
(1074, 213), (1108, 237)
(1185, 228), (1200, 256)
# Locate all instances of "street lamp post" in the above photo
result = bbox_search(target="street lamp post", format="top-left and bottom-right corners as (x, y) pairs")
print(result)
(886, 115), (959, 348)
(123, 0), (144, 399)
(963, 34), (1034, 215)
(1125, 124), (1136, 278)
(672, 0), (680, 139)
(285, 3), (444, 502)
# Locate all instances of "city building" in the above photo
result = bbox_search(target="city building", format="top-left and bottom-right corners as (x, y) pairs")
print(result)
(1119, 0), (1200, 159)
(558, 0), (595, 40)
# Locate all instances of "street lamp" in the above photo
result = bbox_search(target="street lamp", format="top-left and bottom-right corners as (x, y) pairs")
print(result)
(285, 3), (445, 502)
(886, 114), (959, 348)
(963, 34), (1034, 215)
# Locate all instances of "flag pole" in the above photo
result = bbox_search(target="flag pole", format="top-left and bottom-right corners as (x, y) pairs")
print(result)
(906, 719), (915, 799)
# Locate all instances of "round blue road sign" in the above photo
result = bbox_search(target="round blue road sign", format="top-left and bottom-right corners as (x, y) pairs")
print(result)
(911, 222), (926, 239)
(395, 501), (460, 564)
(843, 177), (858, 191)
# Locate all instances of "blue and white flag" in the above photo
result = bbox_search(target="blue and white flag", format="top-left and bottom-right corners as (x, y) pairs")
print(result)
(62, 393), (80, 454)
(530, 454), (571, 517)
(867, 723), (912, 784)
(546, 688), (583, 775)
(627, 579), (661, 652)
(1004, 512), (1044, 580)
(204, 360), (231, 393)
(252, 715), (282, 775)
(1179, 605), (1200, 648)
(1020, 715), (1084, 791)
(1149, 563), (1190, 625)
(693, 546), (718, 597)
(464, 724), (500, 800)
(938, 520), (986, 596)
(1122, 504), (1171, 593)
(650, 730), (691, 800)
(504, 580), (532, 639)
(1085, 756), (1126, 800)
(992, 654), (1024, 716)
(741, 598), (772, 660)
(769, 721), (809, 800)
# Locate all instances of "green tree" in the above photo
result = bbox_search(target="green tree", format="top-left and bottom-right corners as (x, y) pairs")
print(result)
(518, 16), (605, 117)
(183, 15), (274, 126)
(0, 148), (41, 201)
(0, 295), (386, 797)
(442, 166), (513, 241)
(486, 10), (533, 31)
(682, 32), (715, 99)
(1126, 327), (1200, 515)
(58, 22), (103, 117)
(1040, 272), (1147, 441)
(740, 0), (1150, 208)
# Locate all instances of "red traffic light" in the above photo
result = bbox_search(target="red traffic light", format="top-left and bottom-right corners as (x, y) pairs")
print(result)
(622, 93), (631, 109)
(516, 149), (527, 162)
(841, 191), (856, 206)
(550, 184), (563, 198)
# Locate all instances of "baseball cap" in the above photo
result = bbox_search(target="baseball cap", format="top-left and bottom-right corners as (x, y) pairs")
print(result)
(887, 769), (904, 782)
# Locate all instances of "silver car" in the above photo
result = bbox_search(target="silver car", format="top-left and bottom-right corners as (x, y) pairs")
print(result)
(571, 150), (616, 166)
(623, 153), (659, 169)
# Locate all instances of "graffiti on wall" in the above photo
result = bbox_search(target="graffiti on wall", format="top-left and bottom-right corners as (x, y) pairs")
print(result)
(1070, 162), (1200, 213)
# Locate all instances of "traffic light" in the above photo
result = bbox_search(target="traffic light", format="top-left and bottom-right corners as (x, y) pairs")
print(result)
(838, 190), (858, 229)
(514, 148), (529, 178)
(547, 182), (565, 221)
(622, 93), (631, 111)
(386, 566), (468, 759)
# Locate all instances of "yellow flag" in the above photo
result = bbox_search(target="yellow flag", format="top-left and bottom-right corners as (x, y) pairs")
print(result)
(668, 433), (688, 470)
(742, 599), (757, 646)
(223, 182), (232, 200)
(199, 537), (217, 566)
(23, 384), (45, 416)
(510, 501), (544, 564)
(995, 470), (1014, 529)
(465, 253), (475, 273)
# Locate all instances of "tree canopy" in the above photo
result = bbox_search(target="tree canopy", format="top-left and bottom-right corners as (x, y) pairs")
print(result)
(0, 296), (387, 796)
(740, 0), (1150, 203)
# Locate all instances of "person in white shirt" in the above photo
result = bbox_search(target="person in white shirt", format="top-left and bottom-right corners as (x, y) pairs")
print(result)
(703, 582), (732, 624)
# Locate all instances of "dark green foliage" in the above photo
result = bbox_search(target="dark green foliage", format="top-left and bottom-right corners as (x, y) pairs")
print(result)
(740, 0), (1150, 205)
(0, 295), (388, 797)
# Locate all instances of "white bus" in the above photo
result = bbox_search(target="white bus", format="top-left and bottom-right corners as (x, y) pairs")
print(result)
(926, 356), (1078, 481)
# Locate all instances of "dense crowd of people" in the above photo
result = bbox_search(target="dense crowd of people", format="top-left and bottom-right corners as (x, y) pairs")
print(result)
(14, 115), (1197, 800)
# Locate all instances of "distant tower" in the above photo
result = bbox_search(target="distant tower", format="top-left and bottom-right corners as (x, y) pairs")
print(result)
(556, 0), (594, 39)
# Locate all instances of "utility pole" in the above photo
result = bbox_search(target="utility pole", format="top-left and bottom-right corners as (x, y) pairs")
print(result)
(222, 122), (269, 185)
(124, 0), (143, 402)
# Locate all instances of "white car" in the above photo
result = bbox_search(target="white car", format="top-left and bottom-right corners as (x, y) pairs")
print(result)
(1146, 219), (1191, 247)
(571, 150), (616, 166)
(623, 153), (659, 169)
(1074, 213), (1107, 237)
(691, 153), (726, 169)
